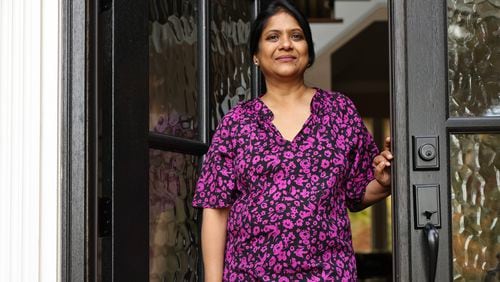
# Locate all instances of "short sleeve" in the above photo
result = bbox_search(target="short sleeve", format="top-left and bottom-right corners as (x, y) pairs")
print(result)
(343, 99), (379, 212)
(192, 115), (238, 208)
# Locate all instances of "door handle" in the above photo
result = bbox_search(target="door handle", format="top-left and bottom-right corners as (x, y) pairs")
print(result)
(424, 222), (439, 282)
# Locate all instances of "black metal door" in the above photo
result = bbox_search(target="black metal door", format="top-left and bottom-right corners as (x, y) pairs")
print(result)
(96, 0), (262, 281)
(100, 0), (150, 281)
(390, 0), (500, 281)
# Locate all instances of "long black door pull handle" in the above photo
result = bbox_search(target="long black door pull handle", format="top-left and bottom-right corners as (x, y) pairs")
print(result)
(424, 222), (439, 282)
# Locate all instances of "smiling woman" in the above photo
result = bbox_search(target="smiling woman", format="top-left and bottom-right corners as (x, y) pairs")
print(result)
(253, 12), (310, 81)
(192, 0), (393, 281)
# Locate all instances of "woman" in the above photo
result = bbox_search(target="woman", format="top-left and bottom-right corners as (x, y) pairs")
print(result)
(192, 1), (393, 280)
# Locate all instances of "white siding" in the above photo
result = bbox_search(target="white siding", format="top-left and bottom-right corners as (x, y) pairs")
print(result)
(0, 0), (61, 281)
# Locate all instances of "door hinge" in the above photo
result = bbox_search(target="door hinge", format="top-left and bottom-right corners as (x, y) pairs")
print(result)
(99, 197), (112, 237)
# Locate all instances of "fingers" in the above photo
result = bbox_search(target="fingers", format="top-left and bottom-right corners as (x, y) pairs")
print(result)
(374, 159), (389, 175)
(376, 160), (387, 171)
(380, 150), (393, 161)
(374, 160), (391, 187)
(373, 155), (391, 168)
(375, 159), (391, 177)
(373, 137), (394, 169)
(373, 153), (392, 165)
(383, 137), (391, 151)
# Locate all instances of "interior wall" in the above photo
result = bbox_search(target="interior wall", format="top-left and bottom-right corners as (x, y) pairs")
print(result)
(305, 3), (387, 90)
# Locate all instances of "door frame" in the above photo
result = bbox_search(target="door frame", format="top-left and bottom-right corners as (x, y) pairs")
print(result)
(390, 0), (451, 280)
(61, 0), (87, 280)
(390, 0), (500, 280)
(61, 0), (262, 280)
(61, 0), (150, 280)
(108, 0), (150, 280)
(390, 0), (411, 279)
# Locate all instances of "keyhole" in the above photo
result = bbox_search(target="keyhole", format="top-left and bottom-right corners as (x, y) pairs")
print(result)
(419, 144), (436, 161)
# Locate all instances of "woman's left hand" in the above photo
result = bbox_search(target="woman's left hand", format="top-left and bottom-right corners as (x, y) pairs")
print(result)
(373, 137), (393, 187)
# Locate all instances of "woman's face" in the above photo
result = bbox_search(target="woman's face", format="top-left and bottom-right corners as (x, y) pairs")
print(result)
(254, 11), (309, 80)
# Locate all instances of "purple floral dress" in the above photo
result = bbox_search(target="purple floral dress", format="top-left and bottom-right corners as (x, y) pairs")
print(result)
(192, 89), (379, 281)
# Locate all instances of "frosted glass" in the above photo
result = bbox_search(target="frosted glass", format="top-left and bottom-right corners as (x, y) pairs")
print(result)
(149, 0), (199, 139)
(448, 0), (500, 117)
(149, 149), (200, 282)
(450, 134), (500, 281)
(209, 1), (253, 130)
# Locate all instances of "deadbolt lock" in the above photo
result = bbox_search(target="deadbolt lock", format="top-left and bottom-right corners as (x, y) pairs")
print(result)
(413, 136), (439, 170)
(418, 144), (437, 161)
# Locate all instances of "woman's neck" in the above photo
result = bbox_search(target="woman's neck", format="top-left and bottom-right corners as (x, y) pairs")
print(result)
(262, 79), (310, 104)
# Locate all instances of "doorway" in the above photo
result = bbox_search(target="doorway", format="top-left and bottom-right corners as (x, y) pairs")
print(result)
(63, 0), (500, 281)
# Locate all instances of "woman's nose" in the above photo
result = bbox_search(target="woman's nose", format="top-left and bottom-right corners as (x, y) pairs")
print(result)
(280, 36), (293, 49)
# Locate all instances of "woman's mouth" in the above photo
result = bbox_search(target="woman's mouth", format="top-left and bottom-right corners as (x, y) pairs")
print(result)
(276, 55), (297, 62)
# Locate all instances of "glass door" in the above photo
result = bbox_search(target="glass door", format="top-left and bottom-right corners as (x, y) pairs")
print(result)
(97, 0), (261, 281)
(447, 1), (500, 280)
(148, 0), (259, 281)
(148, 3), (204, 280)
(390, 0), (500, 281)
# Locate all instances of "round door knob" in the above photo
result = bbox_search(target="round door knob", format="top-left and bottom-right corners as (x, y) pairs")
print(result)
(419, 144), (436, 161)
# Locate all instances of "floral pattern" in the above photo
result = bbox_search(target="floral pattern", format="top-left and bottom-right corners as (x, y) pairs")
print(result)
(192, 89), (379, 281)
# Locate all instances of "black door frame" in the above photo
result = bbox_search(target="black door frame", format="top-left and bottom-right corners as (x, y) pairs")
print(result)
(389, 0), (409, 279)
(108, 0), (150, 280)
(390, 0), (500, 281)
(390, 0), (451, 280)
(62, 0), (150, 280)
(62, 0), (262, 280)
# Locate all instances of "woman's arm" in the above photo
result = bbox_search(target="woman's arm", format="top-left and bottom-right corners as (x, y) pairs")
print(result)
(201, 208), (230, 282)
(360, 137), (393, 210)
(361, 178), (391, 209)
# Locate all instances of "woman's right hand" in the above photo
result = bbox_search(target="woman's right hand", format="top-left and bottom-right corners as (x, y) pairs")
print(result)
(373, 137), (393, 187)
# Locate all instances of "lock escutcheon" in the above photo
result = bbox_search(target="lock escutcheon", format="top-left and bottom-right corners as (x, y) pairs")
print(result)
(413, 136), (439, 170)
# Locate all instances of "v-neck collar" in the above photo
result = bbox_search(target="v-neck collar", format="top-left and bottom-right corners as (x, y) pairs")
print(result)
(255, 88), (323, 144)
(256, 88), (322, 121)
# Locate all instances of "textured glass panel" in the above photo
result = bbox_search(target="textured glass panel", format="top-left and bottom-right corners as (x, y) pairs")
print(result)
(149, 0), (199, 139)
(209, 0), (253, 130)
(448, 0), (500, 117)
(149, 149), (200, 282)
(450, 134), (500, 281)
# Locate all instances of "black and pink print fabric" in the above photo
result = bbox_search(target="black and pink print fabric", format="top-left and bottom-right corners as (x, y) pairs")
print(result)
(192, 88), (379, 281)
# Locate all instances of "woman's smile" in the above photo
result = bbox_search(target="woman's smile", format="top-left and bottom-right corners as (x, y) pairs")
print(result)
(254, 11), (309, 79)
(275, 55), (297, 62)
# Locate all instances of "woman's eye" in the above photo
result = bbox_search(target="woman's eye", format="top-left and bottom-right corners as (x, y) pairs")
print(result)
(291, 33), (304, 40)
(267, 34), (279, 41)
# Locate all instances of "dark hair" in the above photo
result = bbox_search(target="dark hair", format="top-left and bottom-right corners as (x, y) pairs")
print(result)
(250, 0), (315, 67)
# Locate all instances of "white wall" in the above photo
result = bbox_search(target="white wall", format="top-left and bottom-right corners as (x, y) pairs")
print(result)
(305, 0), (388, 90)
(0, 0), (61, 281)
(311, 0), (387, 55)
